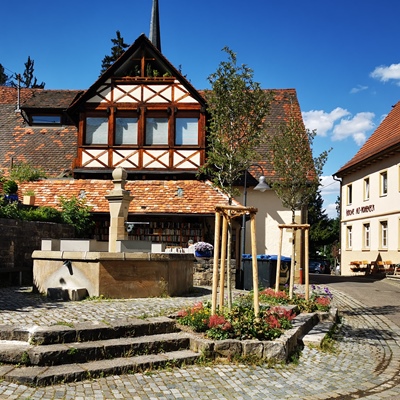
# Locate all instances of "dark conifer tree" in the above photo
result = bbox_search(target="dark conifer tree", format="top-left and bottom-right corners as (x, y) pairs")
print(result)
(100, 31), (129, 74)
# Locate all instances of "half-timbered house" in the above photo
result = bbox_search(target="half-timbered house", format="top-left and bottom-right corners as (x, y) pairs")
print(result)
(0, 0), (308, 271)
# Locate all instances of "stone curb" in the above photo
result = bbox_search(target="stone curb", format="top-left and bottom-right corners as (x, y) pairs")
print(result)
(187, 308), (338, 362)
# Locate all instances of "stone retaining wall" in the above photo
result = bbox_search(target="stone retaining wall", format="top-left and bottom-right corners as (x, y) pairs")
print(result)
(193, 259), (236, 287)
(0, 218), (74, 286)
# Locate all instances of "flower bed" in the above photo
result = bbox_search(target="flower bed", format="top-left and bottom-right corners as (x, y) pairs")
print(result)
(176, 285), (333, 341)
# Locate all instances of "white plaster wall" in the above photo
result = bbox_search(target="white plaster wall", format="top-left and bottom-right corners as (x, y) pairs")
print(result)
(340, 157), (400, 275)
(235, 188), (297, 258)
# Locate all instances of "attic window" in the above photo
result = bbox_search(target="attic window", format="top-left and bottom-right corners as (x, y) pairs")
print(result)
(31, 115), (62, 125)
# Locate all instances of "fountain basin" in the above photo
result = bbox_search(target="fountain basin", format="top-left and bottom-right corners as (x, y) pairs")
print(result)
(32, 251), (194, 299)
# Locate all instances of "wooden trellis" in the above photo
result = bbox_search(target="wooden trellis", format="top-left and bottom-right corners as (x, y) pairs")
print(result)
(274, 223), (310, 300)
(211, 205), (258, 316)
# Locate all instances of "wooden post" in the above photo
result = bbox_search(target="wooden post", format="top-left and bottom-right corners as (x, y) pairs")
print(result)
(305, 227), (310, 301)
(219, 213), (228, 310)
(289, 228), (296, 299)
(275, 227), (284, 292)
(250, 213), (259, 317)
(211, 211), (221, 315)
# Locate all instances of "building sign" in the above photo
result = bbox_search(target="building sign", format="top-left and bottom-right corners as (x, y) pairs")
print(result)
(346, 204), (375, 216)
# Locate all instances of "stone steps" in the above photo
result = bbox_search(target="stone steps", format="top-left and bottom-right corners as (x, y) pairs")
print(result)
(0, 332), (193, 366)
(0, 349), (200, 386)
(0, 316), (201, 386)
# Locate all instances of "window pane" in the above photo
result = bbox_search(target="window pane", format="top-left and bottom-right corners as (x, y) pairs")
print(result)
(32, 115), (61, 124)
(86, 117), (108, 144)
(364, 224), (370, 248)
(347, 226), (352, 248)
(146, 118), (168, 145)
(176, 118), (198, 145)
(381, 221), (388, 248)
(347, 185), (352, 205)
(381, 172), (388, 195)
(364, 178), (369, 200)
(116, 117), (138, 145)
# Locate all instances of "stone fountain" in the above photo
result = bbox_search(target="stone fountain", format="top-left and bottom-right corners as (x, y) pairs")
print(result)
(32, 168), (194, 300)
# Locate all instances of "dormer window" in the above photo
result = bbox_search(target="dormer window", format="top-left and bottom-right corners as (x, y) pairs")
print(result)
(31, 115), (62, 125)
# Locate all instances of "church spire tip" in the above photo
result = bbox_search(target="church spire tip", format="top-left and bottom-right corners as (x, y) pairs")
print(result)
(149, 0), (161, 52)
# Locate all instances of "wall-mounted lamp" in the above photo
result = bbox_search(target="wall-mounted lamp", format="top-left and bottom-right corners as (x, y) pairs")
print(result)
(254, 176), (270, 192)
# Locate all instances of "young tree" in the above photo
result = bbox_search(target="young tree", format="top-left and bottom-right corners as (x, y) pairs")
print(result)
(307, 190), (338, 257)
(100, 31), (129, 74)
(268, 107), (330, 223)
(268, 103), (330, 297)
(12, 56), (45, 88)
(201, 47), (272, 309)
(202, 47), (272, 203)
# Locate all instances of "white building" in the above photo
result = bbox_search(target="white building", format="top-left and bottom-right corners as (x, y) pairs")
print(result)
(334, 101), (400, 275)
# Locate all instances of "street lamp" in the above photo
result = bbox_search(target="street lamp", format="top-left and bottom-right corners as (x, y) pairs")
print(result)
(239, 164), (270, 288)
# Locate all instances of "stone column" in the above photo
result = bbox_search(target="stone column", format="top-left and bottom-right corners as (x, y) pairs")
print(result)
(105, 167), (134, 252)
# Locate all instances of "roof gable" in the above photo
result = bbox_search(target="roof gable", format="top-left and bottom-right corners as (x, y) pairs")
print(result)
(68, 34), (206, 114)
(335, 101), (400, 176)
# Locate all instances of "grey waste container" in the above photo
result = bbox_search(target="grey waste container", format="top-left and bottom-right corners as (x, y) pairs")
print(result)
(242, 254), (277, 290)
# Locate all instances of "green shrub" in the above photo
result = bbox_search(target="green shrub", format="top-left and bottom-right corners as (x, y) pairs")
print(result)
(10, 162), (47, 182)
(3, 180), (18, 194)
(59, 196), (95, 238)
(176, 296), (296, 341)
(176, 302), (211, 332)
(176, 288), (332, 342)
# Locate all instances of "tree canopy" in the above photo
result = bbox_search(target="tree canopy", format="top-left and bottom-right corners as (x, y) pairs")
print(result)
(268, 105), (330, 222)
(201, 47), (272, 204)
(100, 30), (129, 75)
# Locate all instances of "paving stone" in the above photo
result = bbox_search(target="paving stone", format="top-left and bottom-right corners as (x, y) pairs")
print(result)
(0, 284), (400, 398)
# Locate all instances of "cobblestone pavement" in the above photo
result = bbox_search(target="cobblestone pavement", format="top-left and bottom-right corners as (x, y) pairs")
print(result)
(1, 284), (400, 399)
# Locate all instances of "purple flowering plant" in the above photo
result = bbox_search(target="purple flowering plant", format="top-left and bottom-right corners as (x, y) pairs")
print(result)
(194, 241), (213, 252)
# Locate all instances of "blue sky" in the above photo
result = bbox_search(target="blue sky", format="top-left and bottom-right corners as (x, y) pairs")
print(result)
(2, 0), (400, 218)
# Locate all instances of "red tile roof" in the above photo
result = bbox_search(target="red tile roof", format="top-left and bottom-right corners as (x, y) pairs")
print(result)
(335, 101), (400, 176)
(18, 179), (240, 215)
(0, 86), (79, 177)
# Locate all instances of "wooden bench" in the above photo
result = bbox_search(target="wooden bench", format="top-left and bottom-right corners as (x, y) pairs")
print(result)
(350, 261), (362, 273)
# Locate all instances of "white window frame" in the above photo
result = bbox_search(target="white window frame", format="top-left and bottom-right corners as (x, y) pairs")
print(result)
(380, 170), (388, 196)
(363, 223), (370, 249)
(364, 177), (370, 201)
(347, 184), (353, 205)
(380, 220), (388, 249)
(347, 226), (352, 249)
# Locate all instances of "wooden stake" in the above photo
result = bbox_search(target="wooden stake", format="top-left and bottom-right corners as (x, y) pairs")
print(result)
(211, 211), (221, 315)
(250, 213), (259, 317)
(275, 227), (284, 292)
(305, 227), (310, 301)
(219, 213), (228, 310)
(289, 228), (296, 299)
